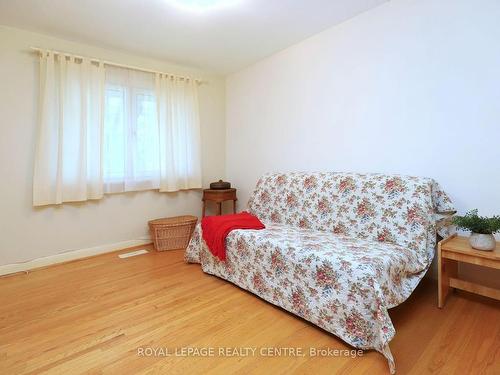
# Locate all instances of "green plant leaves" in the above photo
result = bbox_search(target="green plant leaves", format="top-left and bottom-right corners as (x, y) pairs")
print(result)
(452, 209), (500, 234)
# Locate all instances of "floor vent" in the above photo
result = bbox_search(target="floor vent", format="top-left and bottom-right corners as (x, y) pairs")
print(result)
(118, 249), (149, 259)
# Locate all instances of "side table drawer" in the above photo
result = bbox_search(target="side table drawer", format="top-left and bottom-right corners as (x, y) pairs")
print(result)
(203, 189), (236, 202)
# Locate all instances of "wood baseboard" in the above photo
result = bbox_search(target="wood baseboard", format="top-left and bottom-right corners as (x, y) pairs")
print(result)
(0, 239), (153, 277)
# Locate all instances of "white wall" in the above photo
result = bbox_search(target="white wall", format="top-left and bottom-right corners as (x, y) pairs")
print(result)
(0, 26), (226, 267)
(226, 0), (500, 284)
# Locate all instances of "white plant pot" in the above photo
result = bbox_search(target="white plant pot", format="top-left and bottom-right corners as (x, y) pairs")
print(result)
(469, 233), (496, 251)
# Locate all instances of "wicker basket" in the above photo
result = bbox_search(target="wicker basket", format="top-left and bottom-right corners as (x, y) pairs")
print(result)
(148, 215), (198, 251)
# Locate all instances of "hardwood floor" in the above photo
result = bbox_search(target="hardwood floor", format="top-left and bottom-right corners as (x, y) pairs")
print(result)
(0, 246), (498, 375)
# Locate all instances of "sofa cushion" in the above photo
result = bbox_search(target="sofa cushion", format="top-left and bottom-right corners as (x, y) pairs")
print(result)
(247, 172), (453, 265)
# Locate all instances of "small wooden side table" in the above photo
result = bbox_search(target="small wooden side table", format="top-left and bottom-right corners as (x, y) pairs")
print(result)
(438, 234), (500, 308)
(202, 188), (237, 217)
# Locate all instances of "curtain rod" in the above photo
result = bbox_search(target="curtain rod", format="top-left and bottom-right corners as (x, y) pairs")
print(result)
(30, 47), (205, 84)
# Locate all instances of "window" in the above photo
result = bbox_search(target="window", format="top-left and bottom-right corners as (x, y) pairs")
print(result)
(103, 67), (160, 193)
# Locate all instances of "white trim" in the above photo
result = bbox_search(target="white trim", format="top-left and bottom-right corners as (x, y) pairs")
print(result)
(0, 239), (152, 277)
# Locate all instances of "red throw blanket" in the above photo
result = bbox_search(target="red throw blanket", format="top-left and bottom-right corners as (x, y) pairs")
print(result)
(201, 212), (265, 261)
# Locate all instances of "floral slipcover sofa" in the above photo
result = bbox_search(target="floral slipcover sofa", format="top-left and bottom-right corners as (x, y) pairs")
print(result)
(185, 172), (454, 373)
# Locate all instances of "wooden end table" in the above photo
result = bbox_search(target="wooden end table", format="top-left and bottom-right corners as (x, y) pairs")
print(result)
(202, 188), (237, 217)
(438, 234), (500, 308)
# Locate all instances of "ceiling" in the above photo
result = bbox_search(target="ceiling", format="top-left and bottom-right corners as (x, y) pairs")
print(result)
(0, 0), (387, 74)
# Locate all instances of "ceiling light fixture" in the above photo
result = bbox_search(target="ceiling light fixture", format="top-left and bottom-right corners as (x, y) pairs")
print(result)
(165, 0), (241, 12)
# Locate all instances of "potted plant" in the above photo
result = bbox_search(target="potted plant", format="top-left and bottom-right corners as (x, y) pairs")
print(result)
(452, 209), (500, 251)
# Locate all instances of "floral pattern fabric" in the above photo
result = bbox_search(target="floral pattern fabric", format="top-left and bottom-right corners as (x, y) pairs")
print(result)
(185, 172), (454, 373)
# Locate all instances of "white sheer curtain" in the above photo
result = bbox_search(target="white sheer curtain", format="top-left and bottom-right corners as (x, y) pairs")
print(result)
(33, 51), (105, 206)
(33, 50), (202, 206)
(103, 66), (160, 193)
(156, 74), (202, 192)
